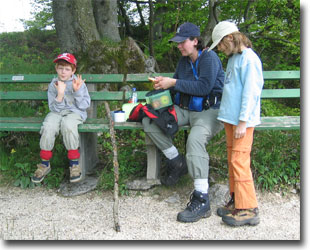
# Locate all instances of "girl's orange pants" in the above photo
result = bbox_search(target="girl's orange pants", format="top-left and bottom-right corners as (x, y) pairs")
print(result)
(224, 123), (258, 209)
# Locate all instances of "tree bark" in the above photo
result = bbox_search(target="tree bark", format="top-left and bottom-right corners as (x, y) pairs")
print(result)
(52, 0), (100, 53)
(92, 0), (121, 42)
(52, 0), (81, 53)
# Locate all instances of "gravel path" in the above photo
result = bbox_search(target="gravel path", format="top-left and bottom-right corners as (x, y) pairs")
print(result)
(0, 185), (300, 240)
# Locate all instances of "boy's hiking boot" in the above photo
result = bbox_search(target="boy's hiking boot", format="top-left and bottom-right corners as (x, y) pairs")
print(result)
(31, 163), (51, 183)
(160, 154), (188, 186)
(69, 164), (82, 183)
(177, 190), (211, 223)
(217, 193), (235, 217)
(222, 208), (260, 226)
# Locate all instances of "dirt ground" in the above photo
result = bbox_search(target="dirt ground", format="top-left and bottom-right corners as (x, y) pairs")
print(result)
(0, 183), (300, 241)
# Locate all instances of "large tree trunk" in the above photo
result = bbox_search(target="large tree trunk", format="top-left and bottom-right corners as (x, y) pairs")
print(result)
(52, 0), (81, 53)
(92, 0), (121, 42)
(52, 0), (148, 75)
(52, 0), (100, 53)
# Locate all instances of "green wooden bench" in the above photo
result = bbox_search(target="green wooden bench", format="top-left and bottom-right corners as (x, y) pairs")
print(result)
(0, 71), (300, 183)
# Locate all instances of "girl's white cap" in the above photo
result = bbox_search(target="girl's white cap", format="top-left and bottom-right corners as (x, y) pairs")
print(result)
(208, 21), (239, 51)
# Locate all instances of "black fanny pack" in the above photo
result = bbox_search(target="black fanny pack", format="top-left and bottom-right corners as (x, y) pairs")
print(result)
(173, 92), (219, 112)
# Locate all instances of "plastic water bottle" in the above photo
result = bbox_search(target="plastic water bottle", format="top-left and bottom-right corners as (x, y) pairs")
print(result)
(129, 87), (138, 103)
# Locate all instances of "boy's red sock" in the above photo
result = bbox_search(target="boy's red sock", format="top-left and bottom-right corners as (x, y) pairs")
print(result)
(68, 149), (80, 160)
(40, 150), (52, 160)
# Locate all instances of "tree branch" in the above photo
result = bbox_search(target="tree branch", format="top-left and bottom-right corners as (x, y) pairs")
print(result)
(148, 0), (154, 57)
(134, 0), (146, 26)
(103, 101), (121, 232)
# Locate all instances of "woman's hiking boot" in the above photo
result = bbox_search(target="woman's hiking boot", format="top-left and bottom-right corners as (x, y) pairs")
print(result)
(69, 164), (82, 183)
(31, 163), (51, 183)
(222, 208), (260, 226)
(160, 154), (188, 186)
(217, 193), (235, 217)
(177, 190), (211, 223)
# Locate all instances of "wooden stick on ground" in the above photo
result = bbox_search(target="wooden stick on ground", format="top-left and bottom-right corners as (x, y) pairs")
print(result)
(103, 101), (121, 232)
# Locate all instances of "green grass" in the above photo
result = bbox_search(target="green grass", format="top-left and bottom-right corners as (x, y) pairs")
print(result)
(0, 132), (67, 189)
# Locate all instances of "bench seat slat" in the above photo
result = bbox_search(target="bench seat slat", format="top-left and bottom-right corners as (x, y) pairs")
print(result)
(0, 116), (300, 132)
(0, 117), (143, 132)
(256, 116), (300, 130)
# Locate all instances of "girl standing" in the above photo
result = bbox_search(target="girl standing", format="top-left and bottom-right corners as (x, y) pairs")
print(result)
(208, 21), (264, 226)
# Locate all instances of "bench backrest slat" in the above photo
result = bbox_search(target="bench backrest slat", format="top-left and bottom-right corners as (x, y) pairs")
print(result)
(261, 89), (300, 98)
(0, 71), (300, 83)
(0, 89), (300, 100)
(0, 73), (172, 83)
(0, 91), (151, 100)
(262, 70), (300, 80)
(0, 71), (301, 101)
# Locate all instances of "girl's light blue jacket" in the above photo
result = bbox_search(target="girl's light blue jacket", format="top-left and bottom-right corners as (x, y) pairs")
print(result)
(218, 48), (264, 127)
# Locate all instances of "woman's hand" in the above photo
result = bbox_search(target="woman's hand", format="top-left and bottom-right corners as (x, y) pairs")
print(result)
(153, 77), (176, 90)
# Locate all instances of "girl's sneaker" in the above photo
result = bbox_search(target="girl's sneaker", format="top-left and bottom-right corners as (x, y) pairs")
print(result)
(31, 163), (51, 183)
(222, 208), (260, 226)
(217, 193), (235, 217)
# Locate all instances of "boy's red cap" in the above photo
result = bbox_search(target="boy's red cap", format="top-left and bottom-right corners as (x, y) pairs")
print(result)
(53, 53), (77, 66)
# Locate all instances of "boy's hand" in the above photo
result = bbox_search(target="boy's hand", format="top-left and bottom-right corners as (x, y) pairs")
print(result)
(73, 74), (85, 92)
(55, 80), (66, 102)
(55, 80), (66, 92)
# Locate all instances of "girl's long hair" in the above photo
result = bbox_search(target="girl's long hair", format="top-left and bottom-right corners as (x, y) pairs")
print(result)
(231, 31), (252, 53)
(221, 31), (252, 54)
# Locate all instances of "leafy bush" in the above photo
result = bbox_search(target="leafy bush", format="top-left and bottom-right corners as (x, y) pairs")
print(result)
(97, 130), (147, 195)
(0, 132), (66, 188)
(261, 100), (300, 117)
(206, 129), (300, 192)
(252, 130), (300, 191)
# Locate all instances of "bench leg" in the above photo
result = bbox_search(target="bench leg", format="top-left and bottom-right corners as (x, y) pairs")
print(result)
(145, 134), (161, 180)
(79, 83), (99, 178)
(79, 132), (99, 178)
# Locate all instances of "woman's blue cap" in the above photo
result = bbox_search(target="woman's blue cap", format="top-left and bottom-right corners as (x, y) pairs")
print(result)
(169, 22), (200, 43)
